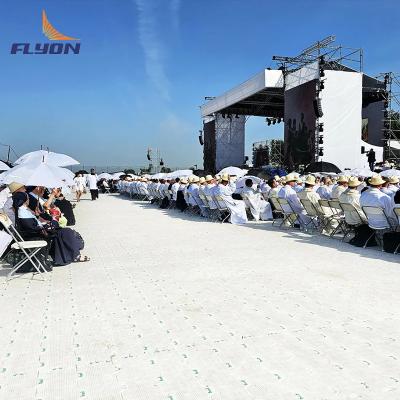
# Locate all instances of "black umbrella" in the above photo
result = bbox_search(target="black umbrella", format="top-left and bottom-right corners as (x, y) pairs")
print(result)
(304, 161), (341, 174)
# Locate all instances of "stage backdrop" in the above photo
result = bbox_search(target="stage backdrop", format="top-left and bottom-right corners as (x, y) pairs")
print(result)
(285, 66), (383, 170)
(320, 70), (382, 169)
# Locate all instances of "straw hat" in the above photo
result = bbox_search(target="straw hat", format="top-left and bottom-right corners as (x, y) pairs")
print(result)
(221, 173), (230, 182)
(285, 173), (297, 182)
(297, 178), (303, 184)
(389, 175), (399, 184)
(192, 176), (200, 183)
(8, 182), (24, 193)
(180, 177), (188, 184)
(304, 175), (316, 186)
(205, 175), (213, 182)
(274, 175), (281, 181)
(348, 176), (362, 188)
(368, 175), (385, 186)
(199, 177), (206, 184)
(337, 175), (349, 183)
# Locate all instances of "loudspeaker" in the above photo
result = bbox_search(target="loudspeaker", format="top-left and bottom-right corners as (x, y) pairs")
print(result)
(198, 134), (204, 145)
(313, 98), (323, 118)
(361, 146), (365, 154)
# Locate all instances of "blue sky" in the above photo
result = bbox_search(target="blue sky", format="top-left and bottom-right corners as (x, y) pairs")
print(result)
(0, 0), (399, 169)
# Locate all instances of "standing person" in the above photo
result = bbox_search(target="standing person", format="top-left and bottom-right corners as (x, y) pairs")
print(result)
(87, 170), (99, 201)
(73, 173), (85, 202)
(367, 149), (376, 171)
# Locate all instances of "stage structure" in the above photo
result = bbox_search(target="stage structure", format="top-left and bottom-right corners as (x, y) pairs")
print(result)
(252, 139), (284, 168)
(200, 36), (393, 172)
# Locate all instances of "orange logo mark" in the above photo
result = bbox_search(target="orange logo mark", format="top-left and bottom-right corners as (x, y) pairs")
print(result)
(42, 10), (79, 41)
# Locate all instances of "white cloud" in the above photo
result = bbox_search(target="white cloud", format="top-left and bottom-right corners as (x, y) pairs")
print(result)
(134, 0), (180, 101)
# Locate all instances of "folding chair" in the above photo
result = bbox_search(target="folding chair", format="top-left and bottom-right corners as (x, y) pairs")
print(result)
(205, 194), (221, 222)
(299, 199), (321, 232)
(0, 213), (49, 280)
(277, 198), (297, 228)
(269, 197), (284, 226)
(362, 206), (396, 250)
(393, 207), (400, 254)
(240, 192), (255, 220)
(198, 193), (210, 215)
(339, 203), (366, 242)
(214, 195), (231, 223)
(328, 199), (348, 238)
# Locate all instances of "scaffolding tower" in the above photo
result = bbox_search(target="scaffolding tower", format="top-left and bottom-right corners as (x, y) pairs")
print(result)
(376, 72), (400, 164)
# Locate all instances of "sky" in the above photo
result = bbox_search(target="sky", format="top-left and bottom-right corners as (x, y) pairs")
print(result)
(0, 0), (399, 169)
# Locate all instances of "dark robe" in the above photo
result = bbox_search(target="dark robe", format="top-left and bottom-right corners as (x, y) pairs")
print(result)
(54, 198), (76, 226)
(16, 215), (83, 266)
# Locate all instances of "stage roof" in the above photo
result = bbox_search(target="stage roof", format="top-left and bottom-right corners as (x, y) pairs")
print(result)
(200, 69), (284, 118)
(201, 66), (385, 119)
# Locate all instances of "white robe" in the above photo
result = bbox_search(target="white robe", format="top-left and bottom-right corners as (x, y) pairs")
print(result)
(214, 184), (247, 225)
(241, 186), (272, 221)
(278, 185), (311, 226)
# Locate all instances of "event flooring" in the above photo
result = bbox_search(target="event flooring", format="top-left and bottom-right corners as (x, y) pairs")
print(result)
(0, 193), (399, 400)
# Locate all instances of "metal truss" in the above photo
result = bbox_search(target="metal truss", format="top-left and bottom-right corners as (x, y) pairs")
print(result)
(252, 139), (284, 167)
(272, 35), (363, 73)
(376, 72), (400, 164)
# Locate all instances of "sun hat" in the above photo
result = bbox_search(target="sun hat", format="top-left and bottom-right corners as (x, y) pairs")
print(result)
(285, 173), (297, 182)
(368, 175), (385, 186)
(337, 175), (349, 183)
(199, 177), (206, 184)
(180, 177), (188, 184)
(297, 178), (303, 184)
(348, 176), (362, 188)
(389, 175), (399, 184)
(8, 182), (24, 193)
(221, 173), (230, 182)
(205, 175), (213, 182)
(192, 176), (200, 183)
(304, 175), (316, 185)
(274, 175), (281, 181)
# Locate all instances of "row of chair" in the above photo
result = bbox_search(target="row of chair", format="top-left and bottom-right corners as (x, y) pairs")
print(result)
(122, 184), (234, 223)
(121, 184), (400, 253)
(270, 196), (400, 252)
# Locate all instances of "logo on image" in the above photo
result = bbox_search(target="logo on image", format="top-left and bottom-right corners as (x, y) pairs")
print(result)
(11, 10), (80, 55)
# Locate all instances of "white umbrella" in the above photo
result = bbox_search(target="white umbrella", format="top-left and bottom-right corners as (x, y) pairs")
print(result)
(0, 161), (74, 188)
(218, 166), (248, 178)
(15, 150), (79, 167)
(166, 169), (193, 179)
(236, 175), (262, 188)
(380, 169), (400, 177)
(151, 172), (166, 179)
(349, 168), (374, 177)
(112, 172), (125, 179)
(97, 173), (113, 180)
(0, 161), (10, 171)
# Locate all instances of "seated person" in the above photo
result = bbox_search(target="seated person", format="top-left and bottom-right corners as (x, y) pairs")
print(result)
(54, 192), (76, 226)
(13, 192), (89, 266)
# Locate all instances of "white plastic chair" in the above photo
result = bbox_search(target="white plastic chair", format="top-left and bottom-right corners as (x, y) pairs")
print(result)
(0, 213), (49, 280)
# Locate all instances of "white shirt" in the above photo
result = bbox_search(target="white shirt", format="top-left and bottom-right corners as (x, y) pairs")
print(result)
(360, 187), (396, 226)
(87, 174), (98, 190)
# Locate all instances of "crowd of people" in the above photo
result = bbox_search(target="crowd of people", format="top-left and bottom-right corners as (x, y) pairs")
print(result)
(118, 171), (400, 252)
(0, 181), (89, 273)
